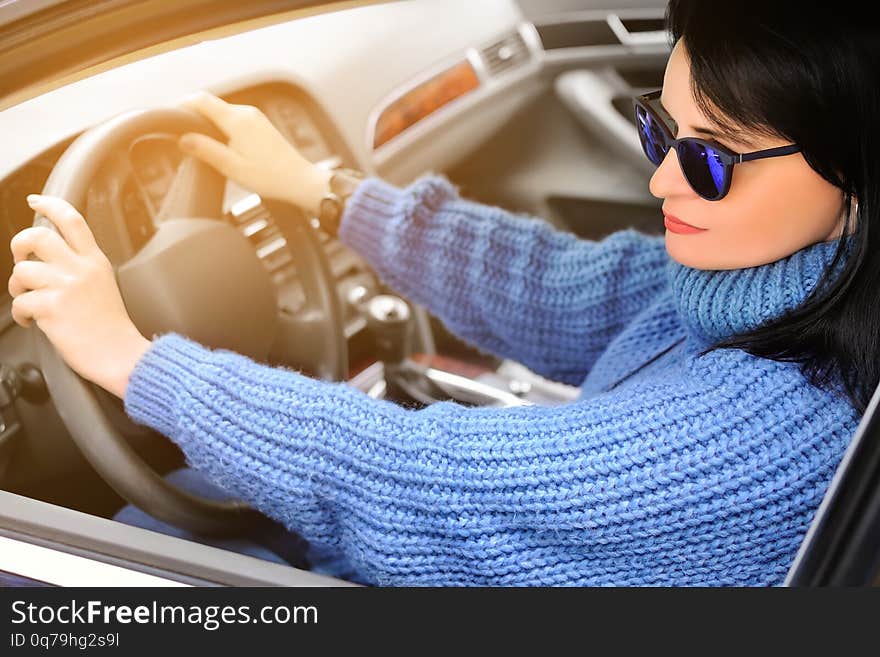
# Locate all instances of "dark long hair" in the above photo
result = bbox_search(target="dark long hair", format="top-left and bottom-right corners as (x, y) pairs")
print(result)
(665, 0), (880, 415)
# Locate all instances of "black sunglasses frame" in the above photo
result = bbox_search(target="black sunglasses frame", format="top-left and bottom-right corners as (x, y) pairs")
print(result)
(632, 90), (802, 201)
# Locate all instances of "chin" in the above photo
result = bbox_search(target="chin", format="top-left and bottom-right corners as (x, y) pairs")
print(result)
(664, 232), (718, 270)
(665, 233), (791, 271)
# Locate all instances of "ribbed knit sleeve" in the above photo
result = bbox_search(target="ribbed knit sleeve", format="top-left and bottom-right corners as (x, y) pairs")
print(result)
(124, 332), (858, 586)
(337, 175), (670, 386)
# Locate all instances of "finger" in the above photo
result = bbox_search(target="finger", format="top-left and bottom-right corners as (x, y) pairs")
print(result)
(10, 226), (75, 266)
(8, 260), (56, 298)
(25, 194), (98, 255)
(178, 91), (236, 136)
(10, 289), (51, 328)
(177, 133), (243, 178)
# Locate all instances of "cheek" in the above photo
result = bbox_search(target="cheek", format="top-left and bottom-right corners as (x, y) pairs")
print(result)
(667, 156), (844, 269)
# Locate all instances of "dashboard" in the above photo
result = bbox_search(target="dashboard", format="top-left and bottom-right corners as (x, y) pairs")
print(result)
(0, 81), (371, 320)
(0, 0), (536, 340)
(0, 84), (397, 398)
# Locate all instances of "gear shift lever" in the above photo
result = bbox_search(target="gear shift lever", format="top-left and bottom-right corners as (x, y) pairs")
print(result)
(363, 294), (531, 408)
(365, 294), (413, 366)
(366, 294), (431, 405)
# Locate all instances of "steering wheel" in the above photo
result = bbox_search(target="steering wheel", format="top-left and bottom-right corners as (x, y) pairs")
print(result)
(32, 106), (348, 536)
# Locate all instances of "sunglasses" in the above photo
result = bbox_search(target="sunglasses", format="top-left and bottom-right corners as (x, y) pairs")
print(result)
(632, 90), (801, 201)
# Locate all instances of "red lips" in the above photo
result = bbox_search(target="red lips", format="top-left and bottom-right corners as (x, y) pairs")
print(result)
(663, 212), (707, 234)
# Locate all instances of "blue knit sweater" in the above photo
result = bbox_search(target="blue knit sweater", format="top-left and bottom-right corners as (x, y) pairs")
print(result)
(124, 175), (861, 586)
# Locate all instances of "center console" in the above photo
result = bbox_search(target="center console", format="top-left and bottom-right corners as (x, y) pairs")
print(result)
(226, 184), (580, 409)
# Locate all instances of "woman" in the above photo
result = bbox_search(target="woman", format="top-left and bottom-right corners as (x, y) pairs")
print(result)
(7, 1), (877, 585)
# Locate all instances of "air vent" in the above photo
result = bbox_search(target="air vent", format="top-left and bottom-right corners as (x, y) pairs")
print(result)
(479, 30), (530, 77)
(228, 194), (296, 286)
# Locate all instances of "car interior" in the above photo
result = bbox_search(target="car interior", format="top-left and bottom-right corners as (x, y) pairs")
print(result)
(0, 0), (876, 586)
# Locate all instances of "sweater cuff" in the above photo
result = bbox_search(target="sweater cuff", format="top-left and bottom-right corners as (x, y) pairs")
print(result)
(123, 332), (216, 437)
(336, 174), (456, 264)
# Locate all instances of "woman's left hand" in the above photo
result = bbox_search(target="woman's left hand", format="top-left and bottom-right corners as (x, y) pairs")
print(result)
(8, 194), (152, 399)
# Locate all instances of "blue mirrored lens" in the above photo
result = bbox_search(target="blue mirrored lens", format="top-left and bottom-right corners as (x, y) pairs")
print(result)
(677, 140), (726, 199)
(635, 106), (667, 166)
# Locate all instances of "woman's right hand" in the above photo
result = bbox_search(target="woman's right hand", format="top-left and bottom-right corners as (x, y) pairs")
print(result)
(176, 91), (331, 215)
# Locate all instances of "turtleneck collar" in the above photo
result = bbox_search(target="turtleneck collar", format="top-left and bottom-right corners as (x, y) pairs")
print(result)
(667, 236), (853, 345)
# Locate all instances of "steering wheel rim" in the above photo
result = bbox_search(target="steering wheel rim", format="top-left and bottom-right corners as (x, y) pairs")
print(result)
(32, 106), (348, 536)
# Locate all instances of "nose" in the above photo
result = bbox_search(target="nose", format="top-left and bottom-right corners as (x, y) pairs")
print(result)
(648, 147), (692, 200)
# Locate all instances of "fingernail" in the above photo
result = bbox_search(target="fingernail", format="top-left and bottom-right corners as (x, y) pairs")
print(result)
(26, 194), (41, 205)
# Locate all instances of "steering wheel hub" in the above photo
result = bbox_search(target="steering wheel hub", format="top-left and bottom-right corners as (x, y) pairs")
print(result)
(117, 217), (277, 360)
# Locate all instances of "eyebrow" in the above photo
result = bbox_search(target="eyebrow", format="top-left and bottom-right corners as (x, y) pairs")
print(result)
(692, 125), (752, 146)
(658, 97), (756, 150)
